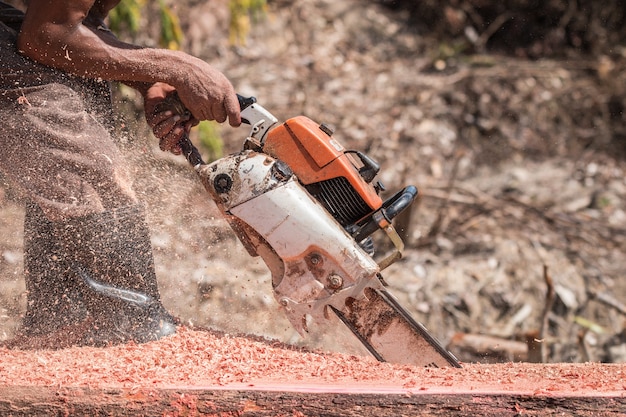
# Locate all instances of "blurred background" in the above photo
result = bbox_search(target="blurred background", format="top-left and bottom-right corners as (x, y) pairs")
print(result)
(1, 0), (625, 364)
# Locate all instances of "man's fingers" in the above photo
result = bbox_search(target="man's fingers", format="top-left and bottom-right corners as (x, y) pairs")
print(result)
(147, 110), (173, 129)
(204, 97), (241, 126)
(159, 125), (185, 155)
(225, 93), (242, 127)
(180, 90), (241, 126)
(153, 116), (186, 155)
(212, 102), (227, 124)
(152, 115), (180, 138)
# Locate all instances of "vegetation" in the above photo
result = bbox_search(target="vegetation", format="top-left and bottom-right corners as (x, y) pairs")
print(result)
(108, 0), (182, 49)
(229, 0), (267, 45)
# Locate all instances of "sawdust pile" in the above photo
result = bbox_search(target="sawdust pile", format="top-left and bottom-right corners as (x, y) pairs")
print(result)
(1, 326), (624, 395)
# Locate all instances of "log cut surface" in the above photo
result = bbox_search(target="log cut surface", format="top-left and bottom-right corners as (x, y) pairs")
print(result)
(0, 327), (624, 416)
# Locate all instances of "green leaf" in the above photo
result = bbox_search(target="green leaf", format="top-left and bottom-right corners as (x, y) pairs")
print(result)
(228, 0), (267, 46)
(196, 121), (223, 163)
(108, 0), (145, 35)
(159, 1), (184, 49)
(573, 316), (605, 334)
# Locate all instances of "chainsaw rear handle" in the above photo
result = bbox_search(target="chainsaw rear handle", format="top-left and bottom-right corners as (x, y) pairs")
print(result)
(352, 185), (418, 242)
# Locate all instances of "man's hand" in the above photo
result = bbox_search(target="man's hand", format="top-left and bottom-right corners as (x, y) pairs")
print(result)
(144, 83), (197, 155)
(170, 58), (242, 128)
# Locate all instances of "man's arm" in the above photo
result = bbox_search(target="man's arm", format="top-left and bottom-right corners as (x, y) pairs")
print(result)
(18, 0), (240, 126)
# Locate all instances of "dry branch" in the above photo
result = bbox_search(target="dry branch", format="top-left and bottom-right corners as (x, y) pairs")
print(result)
(589, 291), (626, 316)
(536, 264), (556, 363)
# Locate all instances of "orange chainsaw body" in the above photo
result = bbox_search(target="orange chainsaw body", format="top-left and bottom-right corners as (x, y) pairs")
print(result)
(189, 96), (460, 368)
(263, 115), (383, 214)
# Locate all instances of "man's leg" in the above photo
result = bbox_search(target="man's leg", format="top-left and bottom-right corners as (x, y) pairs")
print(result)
(58, 204), (177, 346)
(0, 83), (176, 348)
(20, 203), (88, 337)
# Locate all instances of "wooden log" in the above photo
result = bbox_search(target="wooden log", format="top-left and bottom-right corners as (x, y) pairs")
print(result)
(1, 327), (624, 416)
(0, 385), (624, 416)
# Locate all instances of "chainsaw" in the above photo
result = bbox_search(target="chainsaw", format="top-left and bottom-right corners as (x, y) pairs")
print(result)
(180, 95), (461, 368)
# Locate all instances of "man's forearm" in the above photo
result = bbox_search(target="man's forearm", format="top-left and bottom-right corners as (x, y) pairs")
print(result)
(18, 22), (187, 87)
(18, 0), (240, 124)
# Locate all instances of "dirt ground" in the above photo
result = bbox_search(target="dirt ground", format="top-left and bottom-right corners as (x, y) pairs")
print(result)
(1, 0), (625, 365)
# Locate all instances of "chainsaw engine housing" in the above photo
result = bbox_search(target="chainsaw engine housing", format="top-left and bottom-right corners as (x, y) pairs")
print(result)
(262, 116), (383, 227)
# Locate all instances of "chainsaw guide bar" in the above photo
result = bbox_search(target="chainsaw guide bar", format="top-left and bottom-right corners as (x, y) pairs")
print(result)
(332, 287), (461, 367)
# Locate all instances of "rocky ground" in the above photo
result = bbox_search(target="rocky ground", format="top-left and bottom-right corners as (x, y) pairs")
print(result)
(1, 0), (625, 364)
